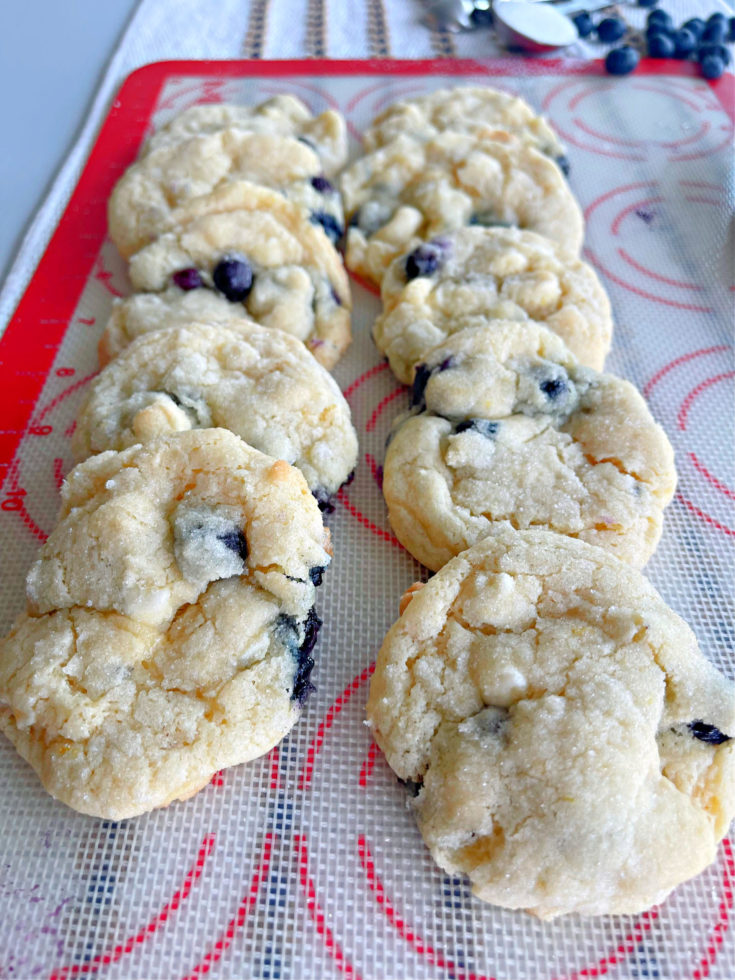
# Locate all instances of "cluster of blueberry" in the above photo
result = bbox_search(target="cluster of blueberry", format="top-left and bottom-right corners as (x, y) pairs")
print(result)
(573, 5), (734, 78)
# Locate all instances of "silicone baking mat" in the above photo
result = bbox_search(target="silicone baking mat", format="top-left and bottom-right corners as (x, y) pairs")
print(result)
(0, 59), (733, 979)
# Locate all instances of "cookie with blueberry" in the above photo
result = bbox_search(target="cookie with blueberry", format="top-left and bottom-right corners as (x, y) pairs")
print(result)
(363, 85), (568, 174)
(109, 130), (344, 259)
(382, 322), (675, 571)
(366, 525), (735, 918)
(144, 95), (348, 176)
(374, 225), (612, 383)
(0, 429), (332, 818)
(339, 130), (583, 287)
(75, 319), (358, 509)
(127, 181), (351, 370)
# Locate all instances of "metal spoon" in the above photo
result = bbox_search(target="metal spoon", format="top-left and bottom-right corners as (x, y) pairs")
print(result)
(424, 0), (616, 50)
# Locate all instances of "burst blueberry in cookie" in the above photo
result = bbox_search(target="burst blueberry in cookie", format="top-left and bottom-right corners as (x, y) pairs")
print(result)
(382, 322), (675, 571)
(0, 430), (333, 819)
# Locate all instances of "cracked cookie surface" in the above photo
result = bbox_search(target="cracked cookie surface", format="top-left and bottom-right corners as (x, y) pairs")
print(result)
(375, 225), (612, 382)
(126, 181), (351, 370)
(0, 429), (332, 818)
(109, 130), (344, 258)
(144, 96), (348, 176)
(363, 85), (566, 167)
(75, 319), (358, 502)
(366, 526), (735, 918)
(383, 323), (675, 570)
(340, 131), (583, 287)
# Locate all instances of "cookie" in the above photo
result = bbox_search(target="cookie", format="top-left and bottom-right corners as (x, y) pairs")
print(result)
(383, 323), (676, 570)
(366, 526), (735, 918)
(145, 95), (348, 175)
(127, 181), (352, 370)
(99, 288), (252, 365)
(75, 319), (358, 506)
(339, 130), (583, 286)
(109, 130), (344, 258)
(374, 226), (612, 382)
(0, 429), (332, 818)
(363, 85), (567, 170)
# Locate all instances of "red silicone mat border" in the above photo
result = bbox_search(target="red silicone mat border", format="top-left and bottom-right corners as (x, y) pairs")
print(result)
(1, 57), (732, 490)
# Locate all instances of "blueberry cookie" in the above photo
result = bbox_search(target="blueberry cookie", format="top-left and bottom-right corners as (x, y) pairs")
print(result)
(75, 319), (358, 507)
(0, 429), (332, 818)
(366, 526), (735, 918)
(339, 131), (583, 286)
(374, 226), (612, 382)
(127, 181), (351, 370)
(383, 323), (676, 570)
(363, 85), (567, 172)
(145, 95), (348, 176)
(99, 288), (254, 365)
(109, 130), (344, 258)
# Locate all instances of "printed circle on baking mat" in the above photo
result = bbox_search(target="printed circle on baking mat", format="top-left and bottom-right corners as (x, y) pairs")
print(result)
(584, 180), (733, 312)
(542, 76), (733, 163)
(295, 664), (735, 980)
(645, 345), (735, 541)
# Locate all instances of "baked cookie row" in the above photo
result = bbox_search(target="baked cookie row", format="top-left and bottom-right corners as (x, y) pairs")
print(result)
(0, 96), (361, 819)
(359, 86), (734, 920)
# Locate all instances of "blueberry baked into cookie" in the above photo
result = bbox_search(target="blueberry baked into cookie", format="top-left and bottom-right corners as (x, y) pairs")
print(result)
(127, 181), (351, 369)
(366, 526), (735, 919)
(339, 130), (583, 287)
(383, 323), (675, 570)
(0, 429), (332, 819)
(374, 226), (613, 382)
(74, 319), (358, 509)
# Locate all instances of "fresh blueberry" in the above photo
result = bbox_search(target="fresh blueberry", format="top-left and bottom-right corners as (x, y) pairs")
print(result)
(469, 3), (493, 27)
(682, 17), (706, 41)
(701, 20), (727, 43)
(555, 154), (571, 177)
(647, 9), (673, 31)
(698, 42), (732, 66)
(572, 11), (594, 37)
(672, 28), (697, 58)
(539, 376), (569, 400)
(404, 241), (447, 281)
(310, 175), (334, 194)
(646, 23), (673, 41)
(311, 211), (343, 245)
(648, 32), (676, 57)
(637, 0), (657, 6)
(729, 17), (735, 42)
(688, 720), (731, 745)
(455, 419), (499, 439)
(216, 528), (248, 562)
(597, 17), (626, 42)
(700, 54), (726, 79)
(411, 363), (432, 408)
(312, 487), (335, 513)
(707, 12), (728, 28)
(605, 46), (640, 75)
(309, 566), (326, 587)
(212, 254), (253, 301)
(172, 267), (203, 291)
